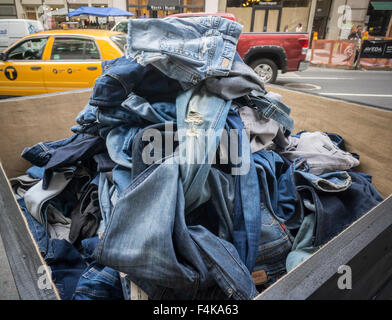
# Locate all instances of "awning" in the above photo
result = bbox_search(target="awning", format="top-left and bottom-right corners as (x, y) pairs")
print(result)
(67, 6), (135, 17)
(371, 1), (392, 10)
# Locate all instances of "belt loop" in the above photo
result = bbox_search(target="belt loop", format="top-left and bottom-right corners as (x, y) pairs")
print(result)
(263, 103), (277, 120)
(244, 95), (255, 108)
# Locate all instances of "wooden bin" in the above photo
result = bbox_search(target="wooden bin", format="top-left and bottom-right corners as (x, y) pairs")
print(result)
(0, 88), (391, 300)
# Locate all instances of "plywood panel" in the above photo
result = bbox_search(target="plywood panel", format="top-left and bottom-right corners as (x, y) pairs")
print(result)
(226, 7), (252, 32)
(281, 7), (310, 32)
(0, 163), (59, 299)
(0, 89), (91, 179)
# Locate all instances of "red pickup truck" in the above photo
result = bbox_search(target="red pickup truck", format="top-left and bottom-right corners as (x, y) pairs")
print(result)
(112, 12), (310, 84)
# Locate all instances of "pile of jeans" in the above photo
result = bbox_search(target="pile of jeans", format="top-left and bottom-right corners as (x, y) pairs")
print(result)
(11, 16), (384, 300)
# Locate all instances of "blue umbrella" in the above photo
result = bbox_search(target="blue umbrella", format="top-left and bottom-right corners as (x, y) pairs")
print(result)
(67, 6), (135, 17)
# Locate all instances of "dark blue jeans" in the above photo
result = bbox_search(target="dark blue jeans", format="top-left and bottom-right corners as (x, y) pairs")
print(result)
(18, 198), (87, 300)
(226, 108), (261, 273)
(72, 237), (124, 300)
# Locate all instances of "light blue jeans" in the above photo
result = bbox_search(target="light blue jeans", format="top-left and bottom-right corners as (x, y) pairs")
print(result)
(127, 16), (243, 89)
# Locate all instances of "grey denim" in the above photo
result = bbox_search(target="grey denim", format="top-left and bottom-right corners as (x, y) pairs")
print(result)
(205, 60), (265, 100)
(9, 174), (41, 199)
(281, 132), (360, 175)
(24, 168), (76, 224)
(45, 204), (72, 241)
(239, 106), (289, 153)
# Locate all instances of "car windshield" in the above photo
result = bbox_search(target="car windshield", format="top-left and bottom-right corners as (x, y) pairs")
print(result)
(113, 22), (128, 34)
(110, 34), (127, 54)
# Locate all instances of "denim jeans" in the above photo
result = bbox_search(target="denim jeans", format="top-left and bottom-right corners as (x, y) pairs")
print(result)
(205, 52), (265, 100)
(73, 96), (177, 138)
(292, 170), (382, 251)
(93, 153), (116, 172)
(253, 150), (297, 227)
(282, 131), (360, 175)
(26, 166), (45, 179)
(91, 56), (181, 108)
(96, 172), (116, 236)
(106, 125), (141, 169)
(253, 202), (293, 288)
(176, 84), (232, 212)
(294, 166), (352, 193)
(18, 198), (87, 300)
(22, 134), (81, 167)
(234, 90), (294, 134)
(313, 171), (383, 246)
(122, 93), (177, 124)
(69, 183), (102, 247)
(72, 237), (124, 300)
(285, 213), (319, 272)
(238, 104), (289, 153)
(9, 174), (41, 199)
(72, 262), (125, 300)
(23, 168), (76, 224)
(93, 156), (257, 300)
(251, 151), (294, 285)
(127, 16), (242, 89)
(41, 134), (106, 189)
(225, 108), (261, 273)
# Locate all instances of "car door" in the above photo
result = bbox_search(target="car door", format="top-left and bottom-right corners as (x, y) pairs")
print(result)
(43, 36), (102, 93)
(0, 36), (48, 96)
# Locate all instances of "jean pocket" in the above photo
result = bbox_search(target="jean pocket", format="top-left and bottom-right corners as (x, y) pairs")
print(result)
(257, 211), (292, 264)
(82, 265), (120, 287)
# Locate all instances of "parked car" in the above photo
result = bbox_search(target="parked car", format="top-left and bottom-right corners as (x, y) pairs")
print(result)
(0, 29), (126, 96)
(0, 19), (44, 52)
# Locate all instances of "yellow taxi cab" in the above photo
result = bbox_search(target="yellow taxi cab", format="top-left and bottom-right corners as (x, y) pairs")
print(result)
(0, 29), (126, 96)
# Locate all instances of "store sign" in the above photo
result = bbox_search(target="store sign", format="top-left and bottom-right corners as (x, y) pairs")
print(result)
(360, 40), (392, 59)
(147, 0), (180, 11)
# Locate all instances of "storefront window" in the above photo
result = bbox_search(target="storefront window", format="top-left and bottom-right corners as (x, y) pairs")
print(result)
(227, 0), (309, 7)
(367, 1), (392, 36)
(128, 0), (205, 18)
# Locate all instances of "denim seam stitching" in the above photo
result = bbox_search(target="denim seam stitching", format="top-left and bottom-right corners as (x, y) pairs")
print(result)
(95, 163), (160, 260)
(193, 239), (247, 300)
(106, 72), (130, 95)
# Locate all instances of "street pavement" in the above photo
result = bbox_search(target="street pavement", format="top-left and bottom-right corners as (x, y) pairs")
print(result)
(273, 66), (392, 110)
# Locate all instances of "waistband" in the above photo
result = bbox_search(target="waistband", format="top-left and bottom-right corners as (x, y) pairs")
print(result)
(235, 92), (294, 133)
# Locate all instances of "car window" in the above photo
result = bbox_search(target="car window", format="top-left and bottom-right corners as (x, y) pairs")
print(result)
(51, 38), (100, 60)
(110, 34), (127, 54)
(7, 38), (48, 60)
(114, 22), (128, 34)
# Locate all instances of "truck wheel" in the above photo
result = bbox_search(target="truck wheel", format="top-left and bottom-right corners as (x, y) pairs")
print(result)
(250, 58), (278, 84)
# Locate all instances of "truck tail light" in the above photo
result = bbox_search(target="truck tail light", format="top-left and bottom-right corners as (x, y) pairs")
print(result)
(299, 38), (309, 48)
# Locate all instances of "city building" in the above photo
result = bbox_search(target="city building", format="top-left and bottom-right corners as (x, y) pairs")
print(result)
(0, 0), (128, 29)
(125, 1), (225, 18)
(1, 0), (390, 38)
(224, 0), (391, 39)
(0, 0), (19, 19)
(366, 1), (392, 37)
